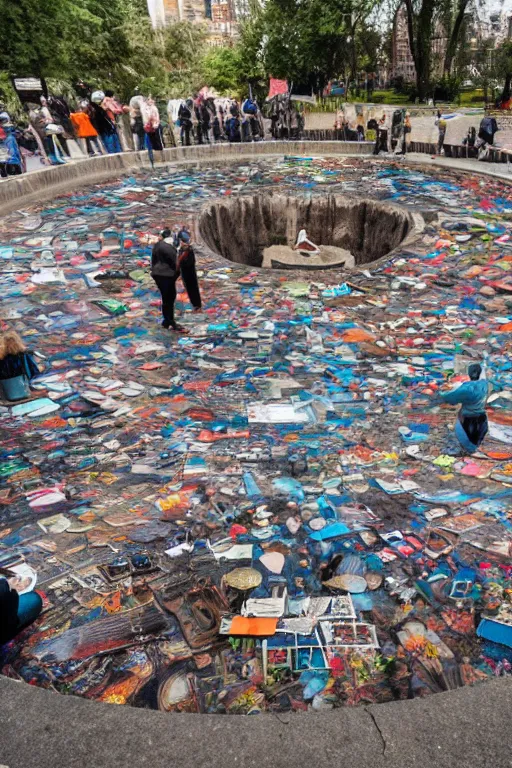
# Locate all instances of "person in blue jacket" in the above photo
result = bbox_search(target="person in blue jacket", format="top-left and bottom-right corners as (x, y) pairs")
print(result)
(0, 575), (42, 645)
(440, 360), (489, 453)
(0, 108), (23, 176)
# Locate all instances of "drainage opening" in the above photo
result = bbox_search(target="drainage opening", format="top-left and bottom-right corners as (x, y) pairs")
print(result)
(198, 193), (417, 270)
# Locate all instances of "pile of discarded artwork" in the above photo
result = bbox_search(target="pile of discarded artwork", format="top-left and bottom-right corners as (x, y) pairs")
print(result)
(1, 156), (512, 713)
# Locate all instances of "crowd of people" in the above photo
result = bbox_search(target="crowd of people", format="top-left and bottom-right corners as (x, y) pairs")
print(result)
(3, 81), (507, 176)
(0, 87), (138, 173)
(369, 107), (501, 161)
(23, 87), (167, 166)
(169, 95), (268, 145)
(0, 84), (310, 174)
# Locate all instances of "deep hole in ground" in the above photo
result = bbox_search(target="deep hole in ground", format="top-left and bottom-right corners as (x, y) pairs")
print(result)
(199, 193), (415, 269)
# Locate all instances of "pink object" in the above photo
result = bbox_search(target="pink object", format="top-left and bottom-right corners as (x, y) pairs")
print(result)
(259, 551), (285, 574)
(267, 78), (289, 100)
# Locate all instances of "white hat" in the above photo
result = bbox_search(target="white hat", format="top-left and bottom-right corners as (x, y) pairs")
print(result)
(91, 90), (105, 104)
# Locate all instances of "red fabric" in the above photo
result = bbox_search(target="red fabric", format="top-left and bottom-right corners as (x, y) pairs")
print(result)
(267, 78), (288, 100)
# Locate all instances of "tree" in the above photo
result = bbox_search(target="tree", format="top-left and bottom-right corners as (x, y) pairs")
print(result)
(0, 0), (72, 76)
(119, 18), (207, 98)
(496, 39), (512, 105)
(257, 0), (379, 94)
(442, 0), (471, 76)
(400, 0), (472, 99)
(402, 0), (437, 99)
(470, 38), (498, 105)
(349, 15), (383, 95)
(236, 15), (268, 96)
(202, 47), (243, 94)
(0, 0), (145, 87)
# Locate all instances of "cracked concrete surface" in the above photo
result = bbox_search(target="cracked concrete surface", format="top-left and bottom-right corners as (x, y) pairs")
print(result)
(1, 675), (512, 768)
(366, 707), (387, 756)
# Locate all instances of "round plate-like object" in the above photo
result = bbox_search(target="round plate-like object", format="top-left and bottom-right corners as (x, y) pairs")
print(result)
(225, 567), (263, 590)
(365, 572), (383, 590)
(323, 574), (368, 593)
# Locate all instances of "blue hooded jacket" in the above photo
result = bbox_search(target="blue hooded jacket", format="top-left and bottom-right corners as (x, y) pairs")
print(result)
(441, 378), (488, 417)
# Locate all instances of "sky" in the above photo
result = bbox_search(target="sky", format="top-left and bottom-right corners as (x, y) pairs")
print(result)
(484, 0), (512, 16)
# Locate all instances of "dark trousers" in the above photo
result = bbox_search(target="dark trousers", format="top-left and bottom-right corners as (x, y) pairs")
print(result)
(181, 123), (192, 146)
(0, 163), (22, 177)
(373, 128), (388, 154)
(196, 123), (206, 144)
(153, 275), (176, 327)
(55, 135), (70, 157)
(85, 137), (102, 155)
(181, 255), (201, 309)
(437, 129), (446, 154)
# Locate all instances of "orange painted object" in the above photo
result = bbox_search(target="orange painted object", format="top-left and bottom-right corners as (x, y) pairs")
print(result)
(341, 328), (376, 343)
(197, 430), (250, 443)
(490, 413), (512, 427)
(185, 407), (215, 421)
(227, 617), (278, 636)
(482, 450), (512, 460)
(183, 380), (213, 392)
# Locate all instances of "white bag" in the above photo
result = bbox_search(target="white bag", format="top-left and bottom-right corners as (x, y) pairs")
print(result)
(45, 123), (64, 135)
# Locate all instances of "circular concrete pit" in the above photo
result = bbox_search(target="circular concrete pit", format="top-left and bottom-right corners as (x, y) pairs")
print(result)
(1, 148), (512, 728)
(199, 193), (422, 269)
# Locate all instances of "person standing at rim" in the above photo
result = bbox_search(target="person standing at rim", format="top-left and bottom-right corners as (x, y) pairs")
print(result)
(439, 356), (489, 454)
(175, 229), (202, 312)
(151, 229), (186, 333)
(178, 100), (193, 146)
(436, 110), (447, 156)
(373, 112), (389, 155)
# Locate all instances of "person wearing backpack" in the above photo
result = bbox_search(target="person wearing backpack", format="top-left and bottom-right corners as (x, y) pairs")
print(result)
(90, 91), (122, 154)
(242, 97), (264, 141)
(225, 103), (241, 143)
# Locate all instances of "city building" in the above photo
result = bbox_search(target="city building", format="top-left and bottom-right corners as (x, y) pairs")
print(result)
(391, 3), (448, 83)
(470, 9), (512, 46)
(391, 5), (416, 83)
(147, 0), (238, 42)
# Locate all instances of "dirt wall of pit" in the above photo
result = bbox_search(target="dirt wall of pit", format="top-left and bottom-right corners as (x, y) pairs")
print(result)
(199, 194), (414, 267)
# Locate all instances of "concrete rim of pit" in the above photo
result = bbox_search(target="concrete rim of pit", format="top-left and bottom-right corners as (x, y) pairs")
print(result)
(1, 144), (511, 768)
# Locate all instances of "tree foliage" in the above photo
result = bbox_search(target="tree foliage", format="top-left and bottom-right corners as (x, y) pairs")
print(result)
(225, 0), (382, 96)
(401, 0), (475, 99)
(0, 0), (487, 109)
(0, 0), (73, 76)
(0, 0), (207, 101)
(496, 39), (512, 104)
